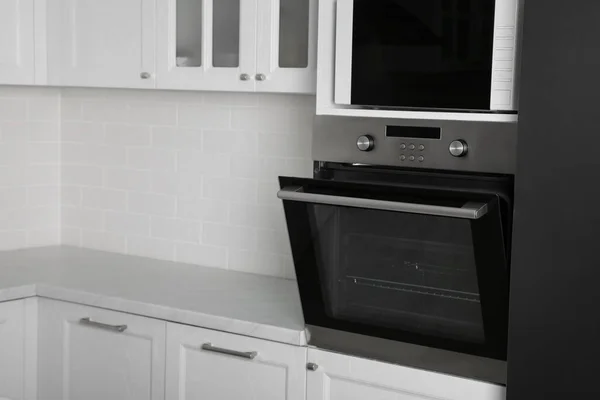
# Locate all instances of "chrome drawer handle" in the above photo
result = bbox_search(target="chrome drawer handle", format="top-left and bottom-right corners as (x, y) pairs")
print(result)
(201, 343), (257, 360)
(79, 317), (128, 333)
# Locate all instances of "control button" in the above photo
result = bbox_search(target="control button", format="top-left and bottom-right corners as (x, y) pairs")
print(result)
(418, 156), (425, 162)
(449, 140), (468, 157)
(356, 135), (375, 152)
(408, 144), (416, 151)
(418, 144), (425, 151)
(409, 156), (415, 162)
(399, 143), (407, 150)
(400, 155), (406, 161)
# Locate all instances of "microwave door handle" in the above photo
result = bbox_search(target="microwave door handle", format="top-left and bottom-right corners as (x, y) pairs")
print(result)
(278, 186), (488, 220)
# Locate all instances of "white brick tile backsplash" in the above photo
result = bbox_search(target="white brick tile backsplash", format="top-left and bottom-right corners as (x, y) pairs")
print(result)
(177, 198), (228, 223)
(0, 87), (313, 278)
(81, 188), (127, 211)
(202, 223), (257, 251)
(128, 103), (177, 126)
(178, 105), (231, 129)
(105, 124), (151, 146)
(0, 87), (60, 250)
(81, 229), (126, 253)
(127, 192), (176, 217)
(57, 89), (313, 277)
(105, 211), (150, 236)
(62, 122), (104, 144)
(152, 127), (203, 150)
(103, 168), (152, 192)
(62, 207), (104, 230)
(151, 217), (201, 243)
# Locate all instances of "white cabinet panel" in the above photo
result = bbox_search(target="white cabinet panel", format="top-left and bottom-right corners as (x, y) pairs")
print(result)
(0, 0), (35, 85)
(0, 299), (37, 400)
(166, 322), (306, 400)
(47, 0), (156, 88)
(307, 349), (506, 400)
(38, 299), (166, 400)
(256, 0), (317, 93)
(157, 0), (258, 91)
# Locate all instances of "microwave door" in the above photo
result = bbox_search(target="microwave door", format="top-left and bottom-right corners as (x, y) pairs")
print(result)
(279, 177), (509, 360)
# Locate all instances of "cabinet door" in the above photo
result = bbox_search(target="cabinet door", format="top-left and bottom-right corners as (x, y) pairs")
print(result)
(0, 0), (35, 85)
(256, 0), (317, 93)
(166, 322), (306, 400)
(38, 299), (166, 400)
(47, 0), (156, 88)
(0, 299), (37, 400)
(307, 349), (506, 400)
(156, 0), (257, 91)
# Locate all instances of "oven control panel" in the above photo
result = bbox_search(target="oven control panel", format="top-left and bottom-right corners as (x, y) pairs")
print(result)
(315, 116), (518, 175)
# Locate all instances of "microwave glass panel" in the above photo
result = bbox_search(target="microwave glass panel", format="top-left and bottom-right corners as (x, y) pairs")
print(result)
(350, 0), (496, 110)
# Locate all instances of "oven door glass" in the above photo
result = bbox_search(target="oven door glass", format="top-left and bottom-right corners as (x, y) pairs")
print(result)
(279, 177), (509, 359)
(349, 0), (496, 110)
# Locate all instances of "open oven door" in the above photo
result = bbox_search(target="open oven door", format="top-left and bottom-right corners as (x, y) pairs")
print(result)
(278, 176), (510, 367)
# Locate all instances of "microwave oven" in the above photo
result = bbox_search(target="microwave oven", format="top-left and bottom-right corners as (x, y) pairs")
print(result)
(332, 0), (523, 113)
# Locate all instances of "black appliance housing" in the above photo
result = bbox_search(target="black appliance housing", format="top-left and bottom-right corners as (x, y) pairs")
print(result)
(507, 1), (600, 399)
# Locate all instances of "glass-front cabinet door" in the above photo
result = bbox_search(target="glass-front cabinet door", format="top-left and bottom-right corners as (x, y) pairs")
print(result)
(256, 0), (317, 93)
(157, 0), (258, 91)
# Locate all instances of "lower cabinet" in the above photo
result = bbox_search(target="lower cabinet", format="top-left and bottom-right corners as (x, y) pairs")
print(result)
(37, 299), (166, 400)
(306, 349), (506, 400)
(165, 322), (307, 400)
(0, 299), (37, 400)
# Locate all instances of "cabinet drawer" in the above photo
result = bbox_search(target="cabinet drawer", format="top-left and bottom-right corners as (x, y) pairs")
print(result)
(38, 299), (166, 400)
(166, 322), (306, 400)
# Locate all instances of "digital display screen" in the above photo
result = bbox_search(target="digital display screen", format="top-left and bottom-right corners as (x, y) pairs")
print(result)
(386, 126), (441, 140)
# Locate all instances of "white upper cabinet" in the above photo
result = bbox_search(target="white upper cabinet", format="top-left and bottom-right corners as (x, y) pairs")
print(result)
(47, 0), (156, 88)
(157, 0), (258, 91)
(255, 0), (317, 93)
(307, 349), (506, 400)
(166, 322), (306, 400)
(157, 0), (316, 93)
(0, 0), (36, 85)
(38, 299), (166, 400)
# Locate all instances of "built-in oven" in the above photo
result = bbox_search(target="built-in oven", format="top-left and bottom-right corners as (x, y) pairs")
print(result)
(279, 116), (517, 384)
(333, 0), (523, 113)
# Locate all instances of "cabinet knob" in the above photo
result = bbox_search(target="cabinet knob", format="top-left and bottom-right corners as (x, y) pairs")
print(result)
(307, 363), (319, 371)
(255, 73), (266, 81)
(240, 73), (251, 81)
(140, 72), (152, 79)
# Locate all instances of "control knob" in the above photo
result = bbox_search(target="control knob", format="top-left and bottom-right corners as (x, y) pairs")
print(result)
(356, 135), (375, 152)
(449, 140), (468, 157)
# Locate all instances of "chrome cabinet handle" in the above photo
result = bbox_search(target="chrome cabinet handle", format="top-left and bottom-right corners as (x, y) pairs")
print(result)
(278, 186), (489, 220)
(79, 317), (128, 333)
(255, 73), (266, 81)
(201, 343), (257, 359)
(140, 72), (152, 79)
(307, 363), (319, 371)
(240, 73), (251, 81)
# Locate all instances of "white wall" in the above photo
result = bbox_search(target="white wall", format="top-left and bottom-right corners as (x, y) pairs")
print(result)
(0, 87), (61, 250)
(60, 89), (314, 279)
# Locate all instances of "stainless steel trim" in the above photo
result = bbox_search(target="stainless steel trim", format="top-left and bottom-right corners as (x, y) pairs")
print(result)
(79, 317), (127, 333)
(278, 187), (489, 219)
(307, 325), (507, 385)
(201, 343), (257, 360)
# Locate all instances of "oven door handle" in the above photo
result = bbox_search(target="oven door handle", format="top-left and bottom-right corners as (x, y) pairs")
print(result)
(278, 186), (489, 220)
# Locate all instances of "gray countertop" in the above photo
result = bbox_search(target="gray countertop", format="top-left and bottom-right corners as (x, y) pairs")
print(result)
(0, 246), (306, 345)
